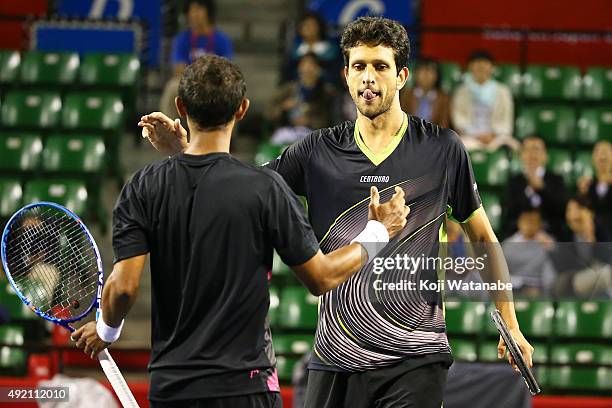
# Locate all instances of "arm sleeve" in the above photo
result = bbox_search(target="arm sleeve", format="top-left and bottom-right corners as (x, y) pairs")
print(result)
(171, 32), (190, 65)
(446, 129), (482, 222)
(450, 86), (472, 135)
(112, 173), (149, 263)
(492, 85), (514, 139)
(264, 130), (320, 196)
(264, 170), (320, 266)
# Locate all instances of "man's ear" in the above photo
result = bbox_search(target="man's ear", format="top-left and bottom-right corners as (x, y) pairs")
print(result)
(235, 98), (250, 121)
(175, 97), (187, 118)
(397, 66), (409, 90)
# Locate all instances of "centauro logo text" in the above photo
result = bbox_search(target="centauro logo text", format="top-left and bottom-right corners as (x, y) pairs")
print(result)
(360, 176), (390, 183)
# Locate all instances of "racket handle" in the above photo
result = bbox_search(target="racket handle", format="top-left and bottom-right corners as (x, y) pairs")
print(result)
(98, 349), (140, 407)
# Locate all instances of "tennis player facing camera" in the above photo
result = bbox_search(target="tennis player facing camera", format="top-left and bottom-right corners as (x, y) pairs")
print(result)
(72, 55), (409, 408)
(140, 17), (535, 408)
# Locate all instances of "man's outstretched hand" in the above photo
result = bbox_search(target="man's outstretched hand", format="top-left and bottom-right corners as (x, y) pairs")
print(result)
(368, 186), (409, 238)
(139, 112), (188, 156)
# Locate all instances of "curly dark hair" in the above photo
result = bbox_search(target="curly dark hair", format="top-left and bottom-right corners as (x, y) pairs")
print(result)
(340, 17), (410, 74)
(178, 55), (246, 129)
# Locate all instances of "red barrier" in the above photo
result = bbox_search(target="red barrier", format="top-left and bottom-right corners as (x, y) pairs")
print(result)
(0, 0), (47, 17)
(422, 0), (612, 31)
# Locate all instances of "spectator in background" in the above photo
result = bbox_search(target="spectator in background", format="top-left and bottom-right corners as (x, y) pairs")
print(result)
(160, 0), (233, 117)
(552, 196), (611, 298)
(577, 140), (612, 240)
(451, 50), (517, 151)
(400, 58), (450, 127)
(282, 11), (339, 84)
(503, 136), (568, 240)
(266, 53), (338, 145)
(502, 209), (556, 298)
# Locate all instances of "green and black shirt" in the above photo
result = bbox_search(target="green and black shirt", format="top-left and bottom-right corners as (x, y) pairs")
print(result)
(267, 114), (482, 372)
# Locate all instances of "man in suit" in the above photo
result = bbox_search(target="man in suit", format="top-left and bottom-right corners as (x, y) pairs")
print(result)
(503, 136), (568, 240)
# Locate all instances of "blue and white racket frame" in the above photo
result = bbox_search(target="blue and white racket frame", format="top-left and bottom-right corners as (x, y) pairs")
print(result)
(1, 202), (103, 331)
(1, 202), (139, 407)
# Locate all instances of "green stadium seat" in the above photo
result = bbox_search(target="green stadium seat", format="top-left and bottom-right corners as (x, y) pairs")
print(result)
(0, 134), (43, 173)
(479, 192), (502, 232)
(0, 325), (24, 345)
(548, 366), (612, 391)
(1, 91), (62, 129)
(0, 346), (27, 376)
(514, 300), (554, 338)
(439, 62), (463, 94)
(555, 300), (612, 339)
(79, 53), (140, 87)
(469, 150), (510, 188)
(278, 286), (318, 330)
(0, 283), (34, 320)
(515, 106), (576, 146)
(0, 179), (22, 218)
(254, 142), (286, 166)
(546, 149), (574, 187)
(273, 334), (313, 355)
(549, 344), (612, 391)
(522, 65), (581, 100)
(551, 344), (612, 365)
(494, 64), (522, 97)
(577, 108), (612, 145)
(42, 135), (105, 174)
(583, 66), (612, 101)
(23, 179), (88, 216)
(0, 50), (21, 85)
(444, 299), (485, 335)
(20, 51), (79, 86)
(448, 338), (477, 362)
(61, 92), (124, 131)
(269, 286), (280, 327)
(275, 355), (298, 382)
(573, 150), (594, 182)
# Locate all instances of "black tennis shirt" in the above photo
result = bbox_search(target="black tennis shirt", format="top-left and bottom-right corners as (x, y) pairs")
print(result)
(112, 152), (319, 401)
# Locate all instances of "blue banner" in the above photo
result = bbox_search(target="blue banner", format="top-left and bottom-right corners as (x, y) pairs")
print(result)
(309, 0), (415, 26)
(55, 0), (161, 66)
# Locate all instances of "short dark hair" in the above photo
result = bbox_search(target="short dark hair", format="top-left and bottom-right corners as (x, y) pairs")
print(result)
(178, 55), (246, 129)
(340, 17), (410, 74)
(570, 194), (594, 211)
(415, 57), (441, 89)
(468, 50), (494, 64)
(185, 0), (216, 23)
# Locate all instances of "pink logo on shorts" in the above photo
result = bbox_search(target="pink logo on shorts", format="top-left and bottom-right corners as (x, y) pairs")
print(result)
(267, 369), (280, 392)
(249, 369), (260, 378)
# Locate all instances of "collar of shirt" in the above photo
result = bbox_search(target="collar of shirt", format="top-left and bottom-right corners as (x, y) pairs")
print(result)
(596, 181), (609, 198)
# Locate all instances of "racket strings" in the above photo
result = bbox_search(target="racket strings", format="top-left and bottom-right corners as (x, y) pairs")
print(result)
(4, 206), (99, 320)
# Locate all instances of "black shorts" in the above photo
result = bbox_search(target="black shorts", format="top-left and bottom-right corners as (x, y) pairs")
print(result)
(304, 353), (453, 408)
(150, 392), (282, 408)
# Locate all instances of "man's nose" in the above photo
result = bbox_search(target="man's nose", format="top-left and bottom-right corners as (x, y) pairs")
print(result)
(362, 67), (375, 84)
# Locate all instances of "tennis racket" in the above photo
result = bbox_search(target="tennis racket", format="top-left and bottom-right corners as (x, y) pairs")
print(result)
(1, 202), (139, 407)
(491, 310), (541, 395)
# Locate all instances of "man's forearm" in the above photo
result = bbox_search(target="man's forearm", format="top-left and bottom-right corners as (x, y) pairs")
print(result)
(101, 278), (138, 327)
(100, 256), (146, 327)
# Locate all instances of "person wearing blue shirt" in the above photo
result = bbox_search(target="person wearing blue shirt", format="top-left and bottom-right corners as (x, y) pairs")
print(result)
(161, 0), (234, 117)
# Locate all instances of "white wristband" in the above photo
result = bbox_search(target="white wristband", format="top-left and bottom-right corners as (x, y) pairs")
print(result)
(96, 313), (125, 343)
(351, 220), (389, 264)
